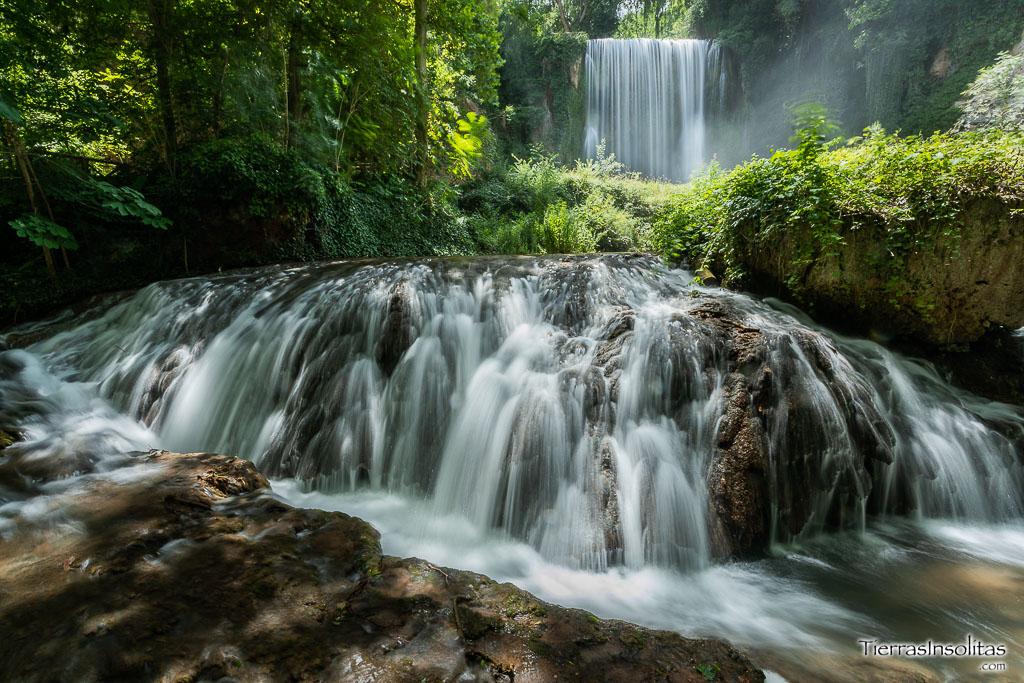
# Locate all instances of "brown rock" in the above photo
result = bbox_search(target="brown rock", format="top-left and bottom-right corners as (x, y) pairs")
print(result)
(377, 280), (416, 376)
(0, 450), (763, 683)
(739, 198), (1024, 345)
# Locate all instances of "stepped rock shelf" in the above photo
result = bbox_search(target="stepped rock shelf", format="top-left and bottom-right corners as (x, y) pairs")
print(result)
(2, 254), (1022, 681)
(0, 450), (762, 683)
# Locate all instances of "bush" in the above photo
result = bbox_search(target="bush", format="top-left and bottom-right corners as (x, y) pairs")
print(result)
(654, 127), (1024, 289)
(955, 51), (1024, 133)
(458, 149), (672, 254)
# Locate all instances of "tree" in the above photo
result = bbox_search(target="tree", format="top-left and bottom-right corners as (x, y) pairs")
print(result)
(415, 0), (429, 184)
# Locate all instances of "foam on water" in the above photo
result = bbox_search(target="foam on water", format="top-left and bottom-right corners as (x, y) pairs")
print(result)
(2, 255), (1022, 679)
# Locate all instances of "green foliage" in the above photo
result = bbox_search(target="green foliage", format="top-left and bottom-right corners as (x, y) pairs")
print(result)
(494, 8), (587, 160)
(694, 661), (720, 681)
(86, 180), (171, 231)
(1, 0), (504, 198)
(615, 0), (688, 39)
(176, 135), (321, 223)
(0, 98), (20, 123)
(655, 128), (1024, 297)
(788, 102), (841, 162)
(460, 148), (672, 254)
(169, 134), (474, 264)
(9, 214), (77, 250)
(539, 199), (600, 253)
(0, 0), (510, 328)
(956, 51), (1024, 132)
(447, 111), (490, 179)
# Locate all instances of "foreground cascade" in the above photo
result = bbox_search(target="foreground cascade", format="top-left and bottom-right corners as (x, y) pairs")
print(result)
(4, 255), (1022, 570)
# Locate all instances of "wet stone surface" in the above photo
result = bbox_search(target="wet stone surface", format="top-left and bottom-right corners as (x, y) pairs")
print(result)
(0, 450), (763, 683)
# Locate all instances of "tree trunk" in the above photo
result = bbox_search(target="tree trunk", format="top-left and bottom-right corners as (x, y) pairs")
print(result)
(286, 25), (303, 149)
(213, 46), (230, 136)
(6, 121), (56, 278)
(148, 0), (177, 179)
(414, 0), (429, 185)
(25, 148), (67, 271)
(553, 0), (588, 33)
(553, 0), (571, 33)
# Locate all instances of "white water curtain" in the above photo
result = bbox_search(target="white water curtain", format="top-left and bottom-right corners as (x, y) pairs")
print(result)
(584, 38), (720, 181)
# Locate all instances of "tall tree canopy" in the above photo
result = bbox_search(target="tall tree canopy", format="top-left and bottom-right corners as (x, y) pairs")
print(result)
(0, 0), (501, 180)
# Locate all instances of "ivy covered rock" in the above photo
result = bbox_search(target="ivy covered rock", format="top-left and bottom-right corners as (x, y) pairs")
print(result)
(742, 196), (1024, 345)
(656, 129), (1024, 346)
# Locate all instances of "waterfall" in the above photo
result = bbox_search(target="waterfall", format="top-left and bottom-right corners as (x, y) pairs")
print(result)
(3, 256), (1022, 576)
(584, 39), (724, 181)
(4, 256), (1024, 680)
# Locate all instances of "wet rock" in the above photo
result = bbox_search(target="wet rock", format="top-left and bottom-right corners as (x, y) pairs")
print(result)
(599, 439), (622, 554)
(922, 326), (1024, 406)
(0, 451), (764, 683)
(687, 301), (771, 558)
(377, 280), (416, 376)
(140, 349), (189, 426)
(688, 300), (899, 557)
(590, 307), (637, 426)
(707, 374), (770, 559)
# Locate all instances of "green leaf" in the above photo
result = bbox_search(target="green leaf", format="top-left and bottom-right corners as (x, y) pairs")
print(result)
(0, 98), (21, 123)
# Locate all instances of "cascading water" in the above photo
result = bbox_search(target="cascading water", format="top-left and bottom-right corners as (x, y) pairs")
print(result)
(583, 39), (724, 181)
(2, 255), (1023, 680)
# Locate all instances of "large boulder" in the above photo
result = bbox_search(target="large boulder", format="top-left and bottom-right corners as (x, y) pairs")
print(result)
(0, 450), (763, 683)
(688, 301), (895, 558)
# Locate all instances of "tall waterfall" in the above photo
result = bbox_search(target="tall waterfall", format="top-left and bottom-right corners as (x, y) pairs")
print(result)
(584, 39), (725, 181)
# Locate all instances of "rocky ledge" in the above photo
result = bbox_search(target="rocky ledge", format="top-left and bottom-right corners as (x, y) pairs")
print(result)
(740, 197), (1024, 346)
(0, 450), (763, 683)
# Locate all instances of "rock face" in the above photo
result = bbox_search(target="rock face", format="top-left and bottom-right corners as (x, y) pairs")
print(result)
(741, 198), (1024, 345)
(687, 301), (894, 558)
(687, 303), (771, 559)
(0, 451), (763, 683)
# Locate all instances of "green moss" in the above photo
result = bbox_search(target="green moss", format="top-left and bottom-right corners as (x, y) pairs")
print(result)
(526, 635), (553, 658)
(499, 592), (550, 620)
(618, 628), (647, 651)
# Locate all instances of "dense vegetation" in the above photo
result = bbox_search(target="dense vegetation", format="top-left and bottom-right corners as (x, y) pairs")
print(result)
(955, 51), (1024, 134)
(461, 148), (671, 254)
(0, 0), (501, 323)
(654, 117), (1024, 304)
(1, 0), (1022, 329)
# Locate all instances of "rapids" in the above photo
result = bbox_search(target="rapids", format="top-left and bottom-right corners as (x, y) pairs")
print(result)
(1, 255), (1022, 681)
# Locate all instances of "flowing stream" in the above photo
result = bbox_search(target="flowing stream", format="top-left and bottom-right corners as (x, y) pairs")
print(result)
(1, 255), (1022, 681)
(584, 39), (726, 181)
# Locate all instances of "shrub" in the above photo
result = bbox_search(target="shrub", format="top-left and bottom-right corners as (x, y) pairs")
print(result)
(459, 148), (672, 254)
(654, 127), (1024, 289)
